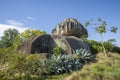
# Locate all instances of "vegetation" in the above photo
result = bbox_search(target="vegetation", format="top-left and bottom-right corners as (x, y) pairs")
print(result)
(0, 20), (120, 80)
(13, 29), (46, 50)
(52, 46), (63, 57)
(87, 39), (120, 54)
(0, 48), (93, 79)
(0, 47), (119, 80)
(0, 28), (19, 48)
(69, 53), (120, 80)
(85, 18), (118, 57)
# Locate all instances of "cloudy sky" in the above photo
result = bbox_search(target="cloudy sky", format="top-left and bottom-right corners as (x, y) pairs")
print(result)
(0, 0), (120, 46)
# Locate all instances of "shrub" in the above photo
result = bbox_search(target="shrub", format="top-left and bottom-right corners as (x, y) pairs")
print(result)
(52, 46), (63, 57)
(87, 40), (103, 54)
(103, 42), (113, 52)
(73, 48), (93, 63)
(50, 48), (93, 75)
(112, 46), (120, 53)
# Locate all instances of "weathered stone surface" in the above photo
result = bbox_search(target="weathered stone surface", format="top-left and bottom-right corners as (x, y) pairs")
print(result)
(52, 18), (88, 37)
(18, 34), (91, 54)
(18, 34), (56, 54)
(52, 35), (91, 54)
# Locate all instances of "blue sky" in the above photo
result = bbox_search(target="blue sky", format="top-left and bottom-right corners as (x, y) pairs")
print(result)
(0, 0), (120, 46)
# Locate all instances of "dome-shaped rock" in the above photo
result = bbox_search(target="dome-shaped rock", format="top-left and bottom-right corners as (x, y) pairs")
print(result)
(52, 18), (88, 37)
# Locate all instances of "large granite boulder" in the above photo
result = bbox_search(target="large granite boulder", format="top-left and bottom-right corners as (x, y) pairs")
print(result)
(52, 18), (88, 37)
(17, 34), (56, 54)
(18, 34), (91, 54)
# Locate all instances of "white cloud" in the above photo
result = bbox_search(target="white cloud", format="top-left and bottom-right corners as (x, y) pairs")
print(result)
(26, 16), (35, 20)
(6, 20), (24, 26)
(0, 24), (30, 37)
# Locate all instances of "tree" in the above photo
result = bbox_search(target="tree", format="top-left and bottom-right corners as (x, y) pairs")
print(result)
(0, 28), (19, 48)
(85, 18), (118, 57)
(13, 29), (46, 50)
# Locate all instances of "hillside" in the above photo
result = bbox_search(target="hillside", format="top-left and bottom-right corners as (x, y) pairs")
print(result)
(63, 53), (120, 80)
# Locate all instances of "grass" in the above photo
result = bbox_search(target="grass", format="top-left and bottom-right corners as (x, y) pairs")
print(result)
(68, 52), (120, 80)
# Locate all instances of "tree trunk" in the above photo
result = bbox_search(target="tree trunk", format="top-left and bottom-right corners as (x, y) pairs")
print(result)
(100, 34), (107, 57)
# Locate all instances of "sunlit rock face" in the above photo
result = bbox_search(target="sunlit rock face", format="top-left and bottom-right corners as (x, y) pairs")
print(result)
(52, 18), (88, 38)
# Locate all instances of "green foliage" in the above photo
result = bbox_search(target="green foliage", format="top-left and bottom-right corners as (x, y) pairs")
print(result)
(84, 19), (92, 27)
(19, 29), (46, 40)
(87, 40), (102, 54)
(73, 48), (93, 62)
(84, 21), (90, 27)
(85, 18), (118, 57)
(80, 35), (87, 42)
(50, 48), (93, 75)
(13, 29), (46, 50)
(52, 46), (63, 57)
(0, 50), (50, 80)
(1, 47), (120, 80)
(70, 53), (120, 80)
(112, 46), (120, 53)
(103, 42), (113, 52)
(0, 28), (19, 48)
(0, 48), (93, 79)
(95, 22), (106, 34)
(50, 54), (83, 75)
(111, 26), (118, 33)
(87, 39), (119, 54)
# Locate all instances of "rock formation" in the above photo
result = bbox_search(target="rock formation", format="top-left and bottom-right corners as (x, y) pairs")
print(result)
(17, 18), (91, 55)
(18, 34), (56, 54)
(18, 34), (91, 54)
(52, 18), (88, 38)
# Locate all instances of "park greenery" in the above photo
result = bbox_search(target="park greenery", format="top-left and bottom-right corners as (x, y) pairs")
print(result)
(0, 18), (120, 80)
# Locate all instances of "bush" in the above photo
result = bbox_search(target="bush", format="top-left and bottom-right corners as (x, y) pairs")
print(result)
(103, 42), (113, 52)
(87, 40), (103, 54)
(50, 48), (93, 75)
(52, 46), (63, 57)
(112, 46), (120, 53)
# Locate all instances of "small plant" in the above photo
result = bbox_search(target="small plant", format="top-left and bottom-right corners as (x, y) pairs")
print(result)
(49, 48), (93, 75)
(50, 54), (83, 75)
(52, 46), (63, 57)
(73, 48), (93, 63)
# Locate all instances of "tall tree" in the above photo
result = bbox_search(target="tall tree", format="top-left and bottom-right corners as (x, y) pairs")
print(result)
(0, 28), (19, 48)
(85, 18), (118, 57)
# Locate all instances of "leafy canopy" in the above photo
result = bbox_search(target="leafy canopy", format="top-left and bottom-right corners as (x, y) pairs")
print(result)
(0, 28), (19, 48)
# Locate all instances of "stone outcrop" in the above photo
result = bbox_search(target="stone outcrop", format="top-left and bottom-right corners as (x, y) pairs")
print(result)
(18, 34), (91, 54)
(53, 35), (91, 54)
(18, 34), (56, 54)
(52, 18), (88, 37)
(17, 18), (91, 55)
